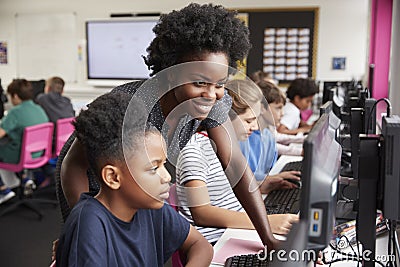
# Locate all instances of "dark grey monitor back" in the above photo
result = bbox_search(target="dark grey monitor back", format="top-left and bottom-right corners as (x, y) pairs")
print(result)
(270, 221), (309, 267)
(300, 113), (342, 250)
(382, 115), (400, 220)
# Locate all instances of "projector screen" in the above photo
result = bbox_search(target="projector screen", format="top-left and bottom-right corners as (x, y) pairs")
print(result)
(86, 18), (158, 83)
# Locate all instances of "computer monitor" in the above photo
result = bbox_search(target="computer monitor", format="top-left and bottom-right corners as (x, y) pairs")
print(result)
(382, 115), (400, 220)
(85, 17), (159, 86)
(319, 101), (341, 140)
(29, 79), (45, 99)
(319, 100), (332, 116)
(300, 113), (342, 250)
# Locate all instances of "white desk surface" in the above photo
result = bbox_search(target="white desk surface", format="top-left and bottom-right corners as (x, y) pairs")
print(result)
(269, 155), (303, 176)
(211, 155), (396, 266)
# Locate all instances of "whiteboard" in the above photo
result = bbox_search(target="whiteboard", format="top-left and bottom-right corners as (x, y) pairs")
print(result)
(16, 13), (77, 82)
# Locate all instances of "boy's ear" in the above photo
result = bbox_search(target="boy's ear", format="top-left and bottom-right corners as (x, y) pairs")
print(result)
(101, 165), (121, 190)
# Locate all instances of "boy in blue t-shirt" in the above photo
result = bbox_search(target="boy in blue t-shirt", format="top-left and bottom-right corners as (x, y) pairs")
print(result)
(56, 92), (212, 267)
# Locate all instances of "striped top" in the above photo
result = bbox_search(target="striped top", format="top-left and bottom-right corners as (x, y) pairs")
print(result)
(176, 132), (243, 244)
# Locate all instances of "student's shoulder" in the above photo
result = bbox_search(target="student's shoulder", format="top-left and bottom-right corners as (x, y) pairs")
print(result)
(68, 194), (108, 226)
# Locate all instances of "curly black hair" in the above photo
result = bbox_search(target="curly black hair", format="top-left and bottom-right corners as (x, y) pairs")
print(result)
(73, 92), (149, 179)
(144, 3), (251, 76)
(286, 78), (319, 101)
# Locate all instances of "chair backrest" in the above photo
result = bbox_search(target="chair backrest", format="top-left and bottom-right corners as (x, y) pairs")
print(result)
(21, 122), (54, 169)
(55, 117), (75, 157)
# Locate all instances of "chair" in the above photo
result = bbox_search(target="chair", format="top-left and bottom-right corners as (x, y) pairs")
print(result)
(0, 122), (58, 219)
(54, 117), (75, 157)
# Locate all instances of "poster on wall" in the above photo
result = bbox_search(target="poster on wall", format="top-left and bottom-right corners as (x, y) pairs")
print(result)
(263, 27), (311, 82)
(0, 42), (7, 64)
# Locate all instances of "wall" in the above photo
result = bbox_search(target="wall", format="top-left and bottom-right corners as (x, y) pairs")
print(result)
(0, 0), (370, 103)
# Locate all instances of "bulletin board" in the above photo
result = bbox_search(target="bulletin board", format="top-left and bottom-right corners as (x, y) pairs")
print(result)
(15, 13), (77, 82)
(238, 8), (319, 84)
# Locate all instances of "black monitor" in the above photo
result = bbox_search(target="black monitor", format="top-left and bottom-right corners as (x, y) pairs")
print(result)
(300, 113), (342, 250)
(356, 114), (400, 266)
(320, 101), (341, 138)
(29, 79), (45, 99)
(382, 115), (400, 220)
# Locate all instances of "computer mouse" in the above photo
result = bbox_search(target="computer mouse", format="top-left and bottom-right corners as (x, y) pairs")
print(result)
(284, 178), (302, 188)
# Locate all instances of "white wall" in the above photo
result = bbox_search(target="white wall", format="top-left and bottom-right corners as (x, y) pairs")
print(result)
(0, 0), (370, 101)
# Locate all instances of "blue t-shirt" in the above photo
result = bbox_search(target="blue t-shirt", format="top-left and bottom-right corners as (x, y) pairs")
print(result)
(239, 128), (278, 181)
(56, 193), (190, 267)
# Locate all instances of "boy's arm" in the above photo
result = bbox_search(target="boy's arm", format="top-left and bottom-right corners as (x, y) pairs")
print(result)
(184, 180), (254, 229)
(277, 124), (309, 135)
(180, 225), (213, 267)
(207, 121), (279, 250)
(60, 138), (89, 208)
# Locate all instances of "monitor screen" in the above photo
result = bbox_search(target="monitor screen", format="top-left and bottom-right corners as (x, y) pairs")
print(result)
(86, 18), (158, 83)
(300, 113), (342, 250)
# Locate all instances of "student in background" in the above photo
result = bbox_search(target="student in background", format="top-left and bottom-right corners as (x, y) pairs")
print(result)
(227, 79), (301, 184)
(35, 76), (75, 124)
(257, 80), (304, 156)
(59, 3), (280, 250)
(0, 79), (49, 204)
(278, 78), (319, 135)
(249, 70), (278, 85)
(56, 92), (212, 267)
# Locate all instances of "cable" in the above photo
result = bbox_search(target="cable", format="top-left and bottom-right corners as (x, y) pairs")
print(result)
(388, 219), (393, 267)
(391, 221), (397, 267)
(366, 98), (392, 135)
(394, 226), (400, 264)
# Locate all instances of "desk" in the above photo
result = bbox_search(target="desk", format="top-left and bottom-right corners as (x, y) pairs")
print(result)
(269, 155), (303, 176)
(212, 155), (397, 266)
(211, 228), (394, 266)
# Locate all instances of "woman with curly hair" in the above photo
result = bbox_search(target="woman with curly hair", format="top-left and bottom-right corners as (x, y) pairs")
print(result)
(58, 3), (279, 252)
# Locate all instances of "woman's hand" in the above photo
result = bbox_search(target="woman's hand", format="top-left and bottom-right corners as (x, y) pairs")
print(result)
(260, 171), (301, 194)
(267, 214), (299, 235)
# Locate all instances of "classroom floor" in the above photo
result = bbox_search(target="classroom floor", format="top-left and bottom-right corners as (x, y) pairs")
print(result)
(0, 183), (61, 267)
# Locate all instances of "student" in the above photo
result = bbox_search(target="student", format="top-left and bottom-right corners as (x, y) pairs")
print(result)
(58, 3), (279, 249)
(0, 79), (49, 204)
(227, 79), (301, 185)
(176, 129), (298, 244)
(277, 78), (319, 135)
(249, 70), (278, 85)
(35, 76), (75, 124)
(56, 92), (213, 267)
(257, 80), (305, 156)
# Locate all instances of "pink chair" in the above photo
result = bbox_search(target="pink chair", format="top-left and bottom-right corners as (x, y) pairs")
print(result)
(55, 117), (75, 157)
(0, 122), (58, 219)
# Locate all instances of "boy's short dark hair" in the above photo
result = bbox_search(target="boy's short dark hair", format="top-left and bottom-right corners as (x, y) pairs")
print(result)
(286, 78), (319, 101)
(7, 79), (33, 100)
(73, 92), (148, 179)
(257, 80), (286, 105)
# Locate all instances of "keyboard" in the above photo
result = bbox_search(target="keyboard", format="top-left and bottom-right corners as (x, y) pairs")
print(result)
(264, 160), (302, 214)
(264, 188), (301, 214)
(280, 160), (303, 172)
(224, 254), (270, 267)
